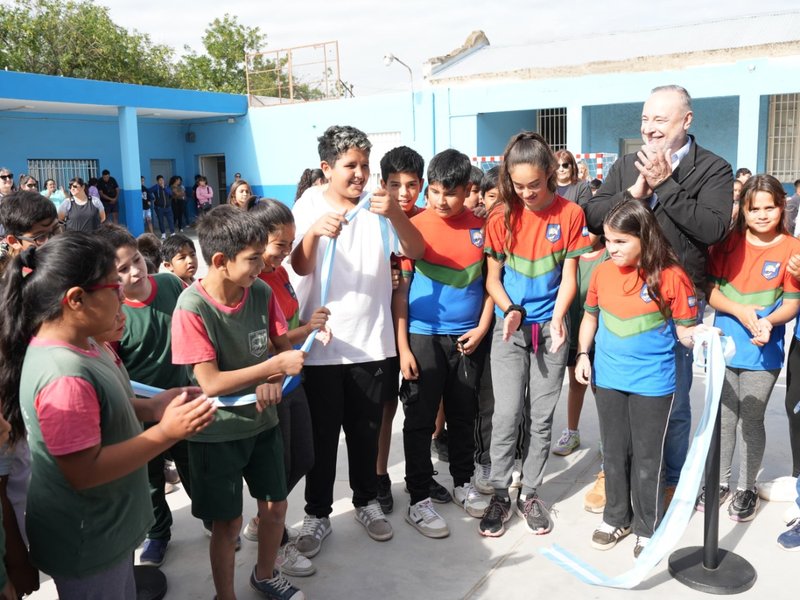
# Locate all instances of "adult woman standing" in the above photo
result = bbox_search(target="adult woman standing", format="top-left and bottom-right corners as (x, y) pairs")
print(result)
(57, 177), (105, 232)
(555, 150), (592, 207)
(169, 176), (187, 232)
(18, 175), (39, 193)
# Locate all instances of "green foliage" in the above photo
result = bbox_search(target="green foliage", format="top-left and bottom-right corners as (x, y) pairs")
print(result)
(0, 1), (346, 99)
(0, 0), (175, 86)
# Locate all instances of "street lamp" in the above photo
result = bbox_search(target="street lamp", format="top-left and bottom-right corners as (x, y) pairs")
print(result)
(384, 53), (416, 139)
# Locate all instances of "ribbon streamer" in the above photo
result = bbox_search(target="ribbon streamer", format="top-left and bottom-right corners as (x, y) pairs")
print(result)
(541, 331), (732, 588)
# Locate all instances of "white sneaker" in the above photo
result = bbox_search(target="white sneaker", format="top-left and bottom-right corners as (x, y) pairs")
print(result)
(474, 463), (493, 495)
(784, 502), (800, 525)
(759, 476), (798, 502)
(354, 500), (393, 541)
(275, 542), (316, 577)
(242, 516), (259, 541)
(295, 515), (331, 558)
(511, 459), (523, 489)
(286, 524), (300, 541)
(453, 482), (490, 518)
(405, 498), (449, 538)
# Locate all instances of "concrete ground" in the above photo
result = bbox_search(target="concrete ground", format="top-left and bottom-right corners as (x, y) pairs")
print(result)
(28, 228), (800, 598)
(30, 363), (799, 599)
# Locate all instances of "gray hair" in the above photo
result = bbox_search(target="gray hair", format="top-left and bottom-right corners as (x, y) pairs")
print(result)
(317, 125), (372, 165)
(650, 85), (692, 113)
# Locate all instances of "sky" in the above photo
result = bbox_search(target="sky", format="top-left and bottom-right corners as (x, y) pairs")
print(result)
(100, 0), (798, 96)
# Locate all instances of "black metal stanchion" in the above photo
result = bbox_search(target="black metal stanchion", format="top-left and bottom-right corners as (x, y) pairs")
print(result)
(668, 403), (756, 594)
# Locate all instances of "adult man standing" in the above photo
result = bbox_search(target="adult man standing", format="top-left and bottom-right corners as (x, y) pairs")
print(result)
(97, 169), (120, 224)
(585, 85), (733, 506)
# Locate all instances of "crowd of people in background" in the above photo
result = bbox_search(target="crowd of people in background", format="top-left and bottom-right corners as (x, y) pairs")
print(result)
(1, 84), (800, 600)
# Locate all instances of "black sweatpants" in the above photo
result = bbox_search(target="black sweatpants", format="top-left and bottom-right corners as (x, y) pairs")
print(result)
(595, 387), (672, 538)
(400, 334), (487, 504)
(302, 359), (390, 518)
(784, 337), (800, 477)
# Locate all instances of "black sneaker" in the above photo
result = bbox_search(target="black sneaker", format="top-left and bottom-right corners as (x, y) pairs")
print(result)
(591, 522), (631, 550)
(479, 495), (512, 537)
(377, 474), (393, 514)
(728, 488), (759, 522)
(695, 485), (730, 513)
(432, 429), (449, 462)
(515, 493), (552, 534)
(429, 479), (452, 504)
(249, 566), (303, 599)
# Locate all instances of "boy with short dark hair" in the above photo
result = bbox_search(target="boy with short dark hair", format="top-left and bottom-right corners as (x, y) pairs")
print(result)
(161, 233), (198, 287)
(396, 149), (493, 537)
(290, 125), (424, 558)
(137, 233), (163, 275)
(171, 205), (306, 600)
(375, 146), (425, 513)
(0, 190), (59, 259)
(465, 165), (484, 209)
(480, 167), (500, 212)
(93, 223), (192, 567)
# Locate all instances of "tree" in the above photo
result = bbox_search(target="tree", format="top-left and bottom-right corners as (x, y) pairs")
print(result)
(175, 14), (264, 94)
(0, 0), (175, 86)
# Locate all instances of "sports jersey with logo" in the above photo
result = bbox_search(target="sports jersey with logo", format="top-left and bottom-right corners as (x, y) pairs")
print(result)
(400, 208), (486, 335)
(708, 231), (800, 370)
(119, 273), (188, 389)
(171, 278), (288, 442)
(586, 262), (697, 396)
(484, 195), (591, 323)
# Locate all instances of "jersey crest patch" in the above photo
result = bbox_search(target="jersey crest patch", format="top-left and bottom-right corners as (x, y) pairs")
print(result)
(688, 295), (697, 308)
(640, 283), (652, 303)
(249, 329), (268, 357)
(545, 224), (562, 243)
(469, 228), (484, 248)
(762, 261), (780, 281)
(285, 282), (297, 300)
(581, 226), (589, 237)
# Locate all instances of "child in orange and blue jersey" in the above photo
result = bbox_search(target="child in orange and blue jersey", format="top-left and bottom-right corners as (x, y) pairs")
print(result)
(481, 132), (591, 538)
(576, 198), (701, 558)
(396, 149), (494, 539)
(704, 174), (800, 522)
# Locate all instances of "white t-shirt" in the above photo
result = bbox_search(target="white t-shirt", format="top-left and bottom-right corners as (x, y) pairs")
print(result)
(290, 186), (397, 365)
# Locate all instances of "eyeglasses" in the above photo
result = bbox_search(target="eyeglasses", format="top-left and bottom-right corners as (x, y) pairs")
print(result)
(557, 163), (572, 169)
(61, 281), (123, 305)
(17, 228), (58, 246)
(24, 182), (38, 189)
(87, 282), (123, 294)
(69, 184), (80, 189)
(0, 174), (13, 181)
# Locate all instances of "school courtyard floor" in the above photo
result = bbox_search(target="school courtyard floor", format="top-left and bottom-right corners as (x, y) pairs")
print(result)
(30, 228), (799, 599)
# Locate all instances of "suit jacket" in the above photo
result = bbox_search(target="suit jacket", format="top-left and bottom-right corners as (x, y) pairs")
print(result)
(585, 135), (733, 294)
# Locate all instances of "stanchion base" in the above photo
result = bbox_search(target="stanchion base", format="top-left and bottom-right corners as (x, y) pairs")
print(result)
(134, 565), (168, 600)
(668, 546), (756, 595)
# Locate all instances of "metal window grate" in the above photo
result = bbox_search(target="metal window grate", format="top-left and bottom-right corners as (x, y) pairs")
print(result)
(767, 94), (800, 181)
(26, 159), (99, 190)
(538, 107), (567, 150)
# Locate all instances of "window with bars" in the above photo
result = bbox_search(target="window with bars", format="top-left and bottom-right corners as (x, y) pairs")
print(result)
(26, 159), (99, 189)
(538, 107), (567, 151)
(766, 94), (800, 181)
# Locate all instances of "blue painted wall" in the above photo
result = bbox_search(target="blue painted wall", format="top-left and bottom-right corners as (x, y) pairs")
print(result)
(583, 97), (740, 168)
(476, 110), (537, 156)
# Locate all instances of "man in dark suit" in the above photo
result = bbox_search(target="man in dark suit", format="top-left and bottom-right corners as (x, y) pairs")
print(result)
(585, 84), (733, 507)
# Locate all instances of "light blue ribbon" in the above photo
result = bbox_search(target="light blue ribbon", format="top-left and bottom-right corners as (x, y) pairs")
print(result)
(132, 191), (395, 406)
(541, 331), (733, 588)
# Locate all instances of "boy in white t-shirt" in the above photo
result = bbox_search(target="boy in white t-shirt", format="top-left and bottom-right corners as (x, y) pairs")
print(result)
(290, 125), (424, 558)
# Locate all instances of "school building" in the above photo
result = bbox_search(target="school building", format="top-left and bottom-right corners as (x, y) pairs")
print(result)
(1, 11), (799, 235)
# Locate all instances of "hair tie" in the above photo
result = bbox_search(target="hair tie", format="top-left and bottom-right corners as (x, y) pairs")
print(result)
(19, 245), (36, 271)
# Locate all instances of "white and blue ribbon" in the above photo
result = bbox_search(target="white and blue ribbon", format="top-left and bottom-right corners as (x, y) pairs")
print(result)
(541, 331), (733, 588)
(131, 191), (397, 407)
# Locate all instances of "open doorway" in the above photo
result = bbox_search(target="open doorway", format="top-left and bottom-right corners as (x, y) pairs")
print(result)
(199, 155), (227, 206)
